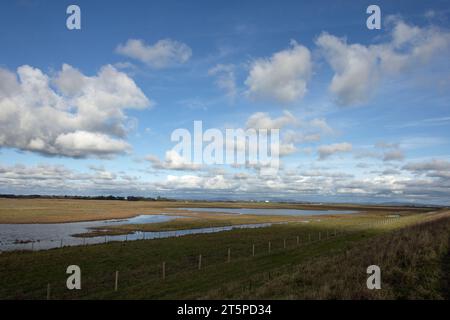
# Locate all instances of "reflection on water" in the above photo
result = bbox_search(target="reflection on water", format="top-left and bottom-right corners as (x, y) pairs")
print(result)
(0, 214), (274, 252)
(176, 207), (357, 216)
(0, 214), (175, 251)
(0, 206), (347, 252)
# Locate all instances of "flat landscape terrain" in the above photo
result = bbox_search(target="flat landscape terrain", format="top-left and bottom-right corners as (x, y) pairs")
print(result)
(0, 198), (448, 299)
(0, 198), (430, 223)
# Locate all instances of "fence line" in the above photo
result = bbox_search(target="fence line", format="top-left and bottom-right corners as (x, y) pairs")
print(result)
(2, 216), (405, 298)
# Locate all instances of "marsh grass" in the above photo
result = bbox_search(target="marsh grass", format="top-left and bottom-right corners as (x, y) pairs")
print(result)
(0, 207), (447, 299)
(205, 214), (450, 299)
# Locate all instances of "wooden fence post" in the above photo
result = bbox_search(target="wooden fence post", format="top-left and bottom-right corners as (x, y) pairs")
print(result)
(297, 236), (299, 245)
(252, 244), (255, 257)
(114, 271), (119, 291)
(198, 254), (202, 270)
(227, 248), (231, 263)
(162, 262), (166, 280)
(283, 239), (286, 249)
(46, 283), (51, 300)
(268, 241), (271, 253)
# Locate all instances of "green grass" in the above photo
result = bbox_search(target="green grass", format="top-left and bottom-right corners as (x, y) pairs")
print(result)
(1, 210), (446, 300)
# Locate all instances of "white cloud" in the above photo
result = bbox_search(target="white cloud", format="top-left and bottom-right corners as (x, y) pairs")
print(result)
(316, 19), (450, 106)
(158, 174), (233, 190)
(0, 64), (151, 158)
(403, 159), (450, 173)
(317, 142), (352, 160)
(54, 131), (131, 158)
(146, 150), (201, 171)
(116, 38), (192, 68)
(354, 142), (405, 162)
(244, 112), (334, 158)
(316, 33), (380, 106)
(2, 161), (449, 204)
(245, 40), (312, 103)
(382, 149), (404, 162)
(246, 110), (297, 129)
(279, 143), (297, 156)
(208, 64), (237, 101)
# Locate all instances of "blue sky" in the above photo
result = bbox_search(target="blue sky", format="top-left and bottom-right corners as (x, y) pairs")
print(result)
(1, 0), (450, 204)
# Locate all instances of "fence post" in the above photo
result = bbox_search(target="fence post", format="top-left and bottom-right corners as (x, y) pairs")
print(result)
(297, 236), (299, 246)
(283, 239), (286, 249)
(252, 244), (255, 257)
(327, 231), (329, 239)
(227, 248), (231, 263)
(83, 237), (86, 246)
(198, 254), (202, 270)
(268, 241), (271, 253)
(46, 283), (51, 300)
(162, 262), (166, 280)
(60, 239), (63, 248)
(114, 271), (119, 291)
(319, 232), (321, 241)
(104, 236), (107, 244)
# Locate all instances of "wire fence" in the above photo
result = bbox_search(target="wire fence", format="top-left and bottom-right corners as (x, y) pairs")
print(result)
(26, 217), (404, 300)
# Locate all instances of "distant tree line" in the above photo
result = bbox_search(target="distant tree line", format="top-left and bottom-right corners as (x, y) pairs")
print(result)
(0, 194), (174, 201)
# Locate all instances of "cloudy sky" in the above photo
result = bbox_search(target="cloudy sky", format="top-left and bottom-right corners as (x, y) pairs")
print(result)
(1, 0), (450, 204)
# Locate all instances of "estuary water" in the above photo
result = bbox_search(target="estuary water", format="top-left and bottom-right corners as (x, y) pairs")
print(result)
(0, 214), (273, 252)
(0, 207), (356, 252)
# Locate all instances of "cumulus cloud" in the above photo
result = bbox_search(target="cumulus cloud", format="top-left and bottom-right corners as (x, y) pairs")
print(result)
(403, 159), (450, 178)
(0, 163), (140, 195)
(317, 142), (352, 160)
(2, 161), (449, 204)
(316, 19), (450, 105)
(54, 131), (131, 158)
(208, 64), (237, 101)
(0, 64), (151, 158)
(146, 150), (201, 171)
(116, 38), (192, 68)
(246, 110), (297, 129)
(245, 40), (312, 103)
(244, 111), (334, 158)
(157, 174), (233, 190)
(382, 149), (405, 162)
(316, 33), (378, 106)
(355, 142), (405, 162)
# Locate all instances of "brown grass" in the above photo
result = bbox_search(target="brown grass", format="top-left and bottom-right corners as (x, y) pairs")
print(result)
(203, 211), (450, 299)
(0, 198), (432, 224)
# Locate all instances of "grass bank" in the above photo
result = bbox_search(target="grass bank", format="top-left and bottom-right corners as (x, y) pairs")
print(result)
(0, 210), (445, 299)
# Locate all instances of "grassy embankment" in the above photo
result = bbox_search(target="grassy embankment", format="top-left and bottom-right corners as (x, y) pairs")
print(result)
(0, 206), (447, 299)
